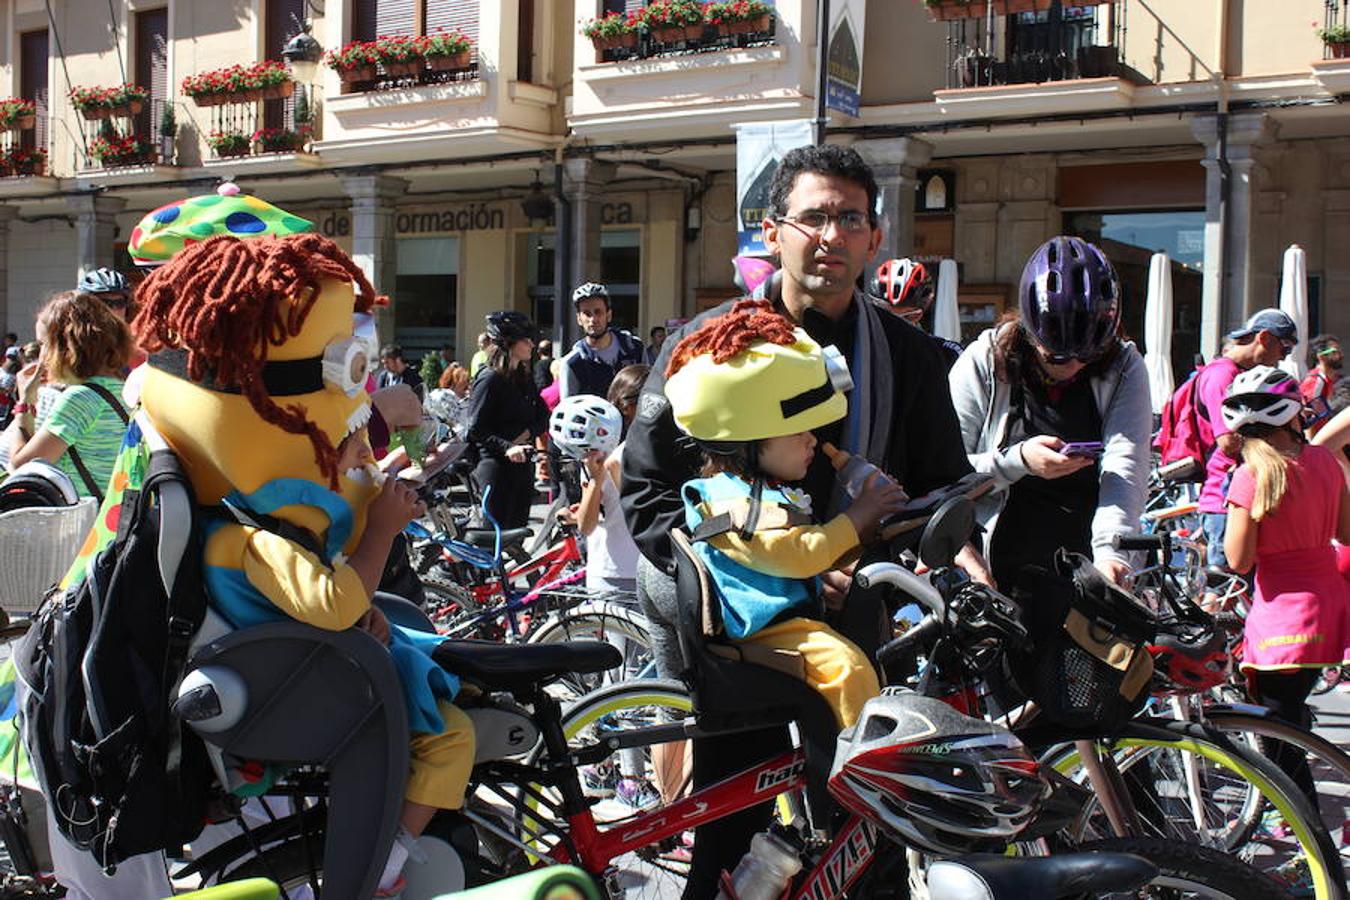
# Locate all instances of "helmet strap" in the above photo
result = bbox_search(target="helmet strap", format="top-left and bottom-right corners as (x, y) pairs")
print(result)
(740, 475), (765, 541)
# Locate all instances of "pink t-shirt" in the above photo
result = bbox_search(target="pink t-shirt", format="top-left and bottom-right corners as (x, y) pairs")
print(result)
(1197, 357), (1241, 513)
(1227, 444), (1343, 555)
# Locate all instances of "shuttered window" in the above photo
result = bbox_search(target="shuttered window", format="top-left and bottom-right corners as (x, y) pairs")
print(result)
(19, 30), (47, 153)
(264, 0), (305, 130)
(425, 0), (479, 49)
(133, 9), (168, 141)
(602, 0), (646, 14)
(352, 0), (416, 41)
(517, 0), (535, 82)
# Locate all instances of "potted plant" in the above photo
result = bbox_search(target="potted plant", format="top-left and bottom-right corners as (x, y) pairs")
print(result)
(581, 12), (641, 51)
(4, 146), (45, 176)
(159, 103), (176, 163)
(253, 125), (311, 153)
(71, 85), (148, 119)
(704, 0), (774, 36)
(639, 0), (705, 44)
(372, 34), (425, 78)
(1318, 22), (1350, 59)
(88, 133), (156, 167)
(207, 130), (252, 158)
(324, 41), (381, 84)
(0, 98), (36, 130)
(419, 30), (474, 70)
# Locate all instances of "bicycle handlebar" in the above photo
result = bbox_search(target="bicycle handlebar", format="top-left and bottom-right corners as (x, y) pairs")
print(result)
(1112, 532), (1168, 552)
(876, 614), (941, 667)
(855, 562), (946, 617)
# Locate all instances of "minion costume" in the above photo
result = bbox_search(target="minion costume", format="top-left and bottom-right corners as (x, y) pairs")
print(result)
(128, 187), (471, 811)
(666, 326), (880, 728)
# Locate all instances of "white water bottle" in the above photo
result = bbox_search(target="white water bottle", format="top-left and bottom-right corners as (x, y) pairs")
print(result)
(715, 830), (803, 900)
(824, 442), (895, 499)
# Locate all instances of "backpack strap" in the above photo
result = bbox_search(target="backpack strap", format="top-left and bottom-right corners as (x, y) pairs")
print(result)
(62, 381), (131, 504)
(205, 500), (327, 561)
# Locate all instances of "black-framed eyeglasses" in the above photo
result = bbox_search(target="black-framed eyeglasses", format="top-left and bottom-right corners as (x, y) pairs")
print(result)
(774, 210), (872, 237)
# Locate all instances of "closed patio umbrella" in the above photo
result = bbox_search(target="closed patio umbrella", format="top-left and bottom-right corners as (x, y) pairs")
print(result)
(1143, 251), (1175, 414)
(1278, 244), (1309, 381)
(934, 258), (961, 344)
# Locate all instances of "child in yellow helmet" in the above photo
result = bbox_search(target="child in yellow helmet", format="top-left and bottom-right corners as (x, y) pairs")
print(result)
(664, 300), (908, 727)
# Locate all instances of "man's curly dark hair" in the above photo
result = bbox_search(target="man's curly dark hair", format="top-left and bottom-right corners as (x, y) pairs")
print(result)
(768, 144), (879, 225)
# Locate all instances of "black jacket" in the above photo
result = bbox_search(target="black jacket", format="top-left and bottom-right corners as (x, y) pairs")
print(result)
(560, 329), (646, 399)
(620, 294), (974, 574)
(466, 366), (548, 458)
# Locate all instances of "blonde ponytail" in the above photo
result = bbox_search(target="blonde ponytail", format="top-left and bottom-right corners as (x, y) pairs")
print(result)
(1240, 433), (1290, 521)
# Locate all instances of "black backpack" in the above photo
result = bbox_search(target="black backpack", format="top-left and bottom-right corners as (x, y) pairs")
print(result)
(14, 447), (215, 870)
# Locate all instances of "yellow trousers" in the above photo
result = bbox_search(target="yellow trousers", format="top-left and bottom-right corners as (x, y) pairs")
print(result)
(405, 701), (476, 809)
(736, 617), (880, 728)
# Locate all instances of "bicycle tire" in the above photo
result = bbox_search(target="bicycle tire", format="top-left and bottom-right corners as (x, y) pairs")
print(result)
(528, 602), (656, 698)
(1076, 837), (1294, 899)
(1040, 718), (1345, 900)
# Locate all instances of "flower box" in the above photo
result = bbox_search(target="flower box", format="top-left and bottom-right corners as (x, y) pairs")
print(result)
(1329, 41), (1350, 60)
(262, 81), (295, 100)
(102, 152), (156, 169)
(426, 51), (473, 70)
(82, 99), (144, 120)
(14, 114), (34, 130)
(383, 59), (425, 78)
(651, 24), (704, 43)
(728, 13), (772, 34)
(590, 31), (639, 51)
(338, 66), (377, 84)
(215, 145), (252, 159)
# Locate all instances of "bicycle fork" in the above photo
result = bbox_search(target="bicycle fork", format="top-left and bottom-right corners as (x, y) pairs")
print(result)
(1074, 739), (1140, 838)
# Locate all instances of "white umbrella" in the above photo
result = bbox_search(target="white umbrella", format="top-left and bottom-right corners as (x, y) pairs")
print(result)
(934, 258), (961, 343)
(1279, 244), (1309, 381)
(1143, 252), (1175, 414)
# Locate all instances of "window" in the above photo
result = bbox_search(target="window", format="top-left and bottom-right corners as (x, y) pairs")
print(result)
(517, 0), (535, 83)
(265, 0), (306, 131)
(19, 30), (48, 153)
(601, 230), (641, 332)
(394, 237), (459, 362)
(353, 0), (479, 55)
(133, 10), (168, 145)
(1064, 210), (1205, 382)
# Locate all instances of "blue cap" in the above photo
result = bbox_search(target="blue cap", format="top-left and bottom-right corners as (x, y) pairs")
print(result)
(1226, 308), (1297, 343)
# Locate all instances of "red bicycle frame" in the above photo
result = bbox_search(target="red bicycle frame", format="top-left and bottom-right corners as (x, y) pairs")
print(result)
(455, 530), (583, 608)
(547, 750), (883, 899)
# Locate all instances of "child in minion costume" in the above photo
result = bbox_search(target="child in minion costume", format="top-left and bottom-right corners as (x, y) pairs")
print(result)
(663, 300), (909, 729)
(124, 187), (472, 897)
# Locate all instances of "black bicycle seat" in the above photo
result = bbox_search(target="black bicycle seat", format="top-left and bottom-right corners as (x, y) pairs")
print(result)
(432, 639), (621, 691)
(461, 527), (532, 549)
(930, 851), (1155, 900)
(880, 472), (995, 539)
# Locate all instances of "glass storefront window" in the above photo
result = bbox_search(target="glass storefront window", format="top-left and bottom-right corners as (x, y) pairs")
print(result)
(394, 236), (457, 362)
(1064, 210), (1204, 382)
(526, 229), (642, 340)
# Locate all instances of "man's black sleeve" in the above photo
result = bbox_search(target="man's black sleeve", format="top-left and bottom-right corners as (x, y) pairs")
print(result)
(898, 327), (974, 495)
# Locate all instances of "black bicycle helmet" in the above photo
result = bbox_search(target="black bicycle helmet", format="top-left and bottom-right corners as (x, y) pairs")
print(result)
(1018, 236), (1121, 362)
(828, 691), (1049, 856)
(77, 267), (129, 296)
(485, 310), (536, 346)
(0, 460), (79, 513)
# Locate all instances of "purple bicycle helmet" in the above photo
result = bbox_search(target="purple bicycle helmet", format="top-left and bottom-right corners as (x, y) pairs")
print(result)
(1018, 236), (1121, 362)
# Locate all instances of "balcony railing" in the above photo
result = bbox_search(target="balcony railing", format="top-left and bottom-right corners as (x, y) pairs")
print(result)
(592, 16), (777, 64)
(0, 107), (48, 178)
(200, 86), (324, 160)
(943, 1), (1134, 89)
(78, 98), (175, 170)
(1324, 0), (1350, 58)
(338, 58), (479, 96)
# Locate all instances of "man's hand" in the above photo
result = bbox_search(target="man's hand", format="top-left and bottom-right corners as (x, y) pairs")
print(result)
(820, 562), (856, 611)
(505, 444), (532, 464)
(1020, 435), (1095, 480)
(954, 543), (996, 588)
(1096, 557), (1132, 586)
(371, 384), (423, 431)
(357, 606), (390, 645)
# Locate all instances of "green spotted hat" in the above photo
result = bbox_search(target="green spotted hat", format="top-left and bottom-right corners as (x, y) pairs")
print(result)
(128, 181), (314, 266)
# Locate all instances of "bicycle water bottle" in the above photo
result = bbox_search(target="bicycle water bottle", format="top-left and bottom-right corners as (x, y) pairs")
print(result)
(715, 830), (802, 900)
(823, 442), (895, 499)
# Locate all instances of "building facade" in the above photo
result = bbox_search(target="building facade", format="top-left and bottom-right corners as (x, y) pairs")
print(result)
(0, 0), (1345, 372)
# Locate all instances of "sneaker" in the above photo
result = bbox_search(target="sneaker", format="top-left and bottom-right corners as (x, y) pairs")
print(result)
(581, 763), (618, 798)
(614, 777), (662, 812)
(1269, 854), (1315, 898)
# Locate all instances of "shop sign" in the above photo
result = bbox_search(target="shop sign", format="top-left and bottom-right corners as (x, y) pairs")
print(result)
(317, 202), (510, 238)
(733, 119), (814, 256)
(826, 0), (866, 118)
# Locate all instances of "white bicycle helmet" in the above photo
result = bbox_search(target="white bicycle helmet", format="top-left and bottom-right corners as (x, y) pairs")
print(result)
(571, 282), (609, 307)
(828, 691), (1049, 856)
(1221, 365), (1303, 432)
(0, 460), (80, 512)
(549, 394), (623, 460)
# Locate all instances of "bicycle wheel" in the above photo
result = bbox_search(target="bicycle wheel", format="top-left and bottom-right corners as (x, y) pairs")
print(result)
(479, 679), (694, 900)
(528, 602), (655, 699)
(1041, 718), (1345, 900)
(1076, 837), (1294, 899)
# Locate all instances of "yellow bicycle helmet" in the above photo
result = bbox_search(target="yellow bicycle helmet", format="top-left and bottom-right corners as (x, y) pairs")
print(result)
(665, 301), (851, 444)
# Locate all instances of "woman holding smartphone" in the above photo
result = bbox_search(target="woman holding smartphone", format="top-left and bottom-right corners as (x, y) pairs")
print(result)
(948, 236), (1152, 588)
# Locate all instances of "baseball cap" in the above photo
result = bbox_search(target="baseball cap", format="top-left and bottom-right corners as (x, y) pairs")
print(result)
(1226, 308), (1297, 343)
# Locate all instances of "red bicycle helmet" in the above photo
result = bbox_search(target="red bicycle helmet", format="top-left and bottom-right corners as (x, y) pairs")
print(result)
(1149, 620), (1230, 695)
(828, 692), (1049, 855)
(872, 259), (934, 318)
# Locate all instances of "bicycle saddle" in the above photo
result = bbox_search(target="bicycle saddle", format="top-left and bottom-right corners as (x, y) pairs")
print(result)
(927, 852), (1156, 900)
(461, 527), (532, 549)
(432, 639), (621, 692)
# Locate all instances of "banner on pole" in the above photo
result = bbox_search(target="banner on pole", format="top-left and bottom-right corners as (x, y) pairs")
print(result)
(733, 119), (814, 257)
(825, 0), (865, 118)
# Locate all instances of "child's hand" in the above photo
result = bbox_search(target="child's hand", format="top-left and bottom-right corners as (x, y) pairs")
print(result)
(582, 450), (606, 481)
(844, 472), (910, 539)
(366, 477), (425, 539)
(357, 606), (391, 645)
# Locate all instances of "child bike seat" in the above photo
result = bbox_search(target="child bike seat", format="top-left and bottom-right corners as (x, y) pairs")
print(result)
(431, 639), (621, 694)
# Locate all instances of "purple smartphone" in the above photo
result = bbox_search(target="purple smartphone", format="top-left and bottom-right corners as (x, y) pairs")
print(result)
(1061, 441), (1104, 458)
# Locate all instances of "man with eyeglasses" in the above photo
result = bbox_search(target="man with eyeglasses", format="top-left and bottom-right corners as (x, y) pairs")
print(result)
(77, 268), (133, 319)
(1195, 308), (1300, 567)
(621, 143), (982, 896)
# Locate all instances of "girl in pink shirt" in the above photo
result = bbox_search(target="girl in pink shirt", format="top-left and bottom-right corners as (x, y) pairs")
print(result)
(1223, 366), (1350, 806)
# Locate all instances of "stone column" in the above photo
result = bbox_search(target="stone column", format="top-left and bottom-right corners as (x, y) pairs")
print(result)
(562, 158), (615, 345)
(66, 194), (127, 283)
(0, 205), (17, 332)
(341, 174), (408, 344)
(854, 137), (933, 266)
(1192, 113), (1276, 360)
